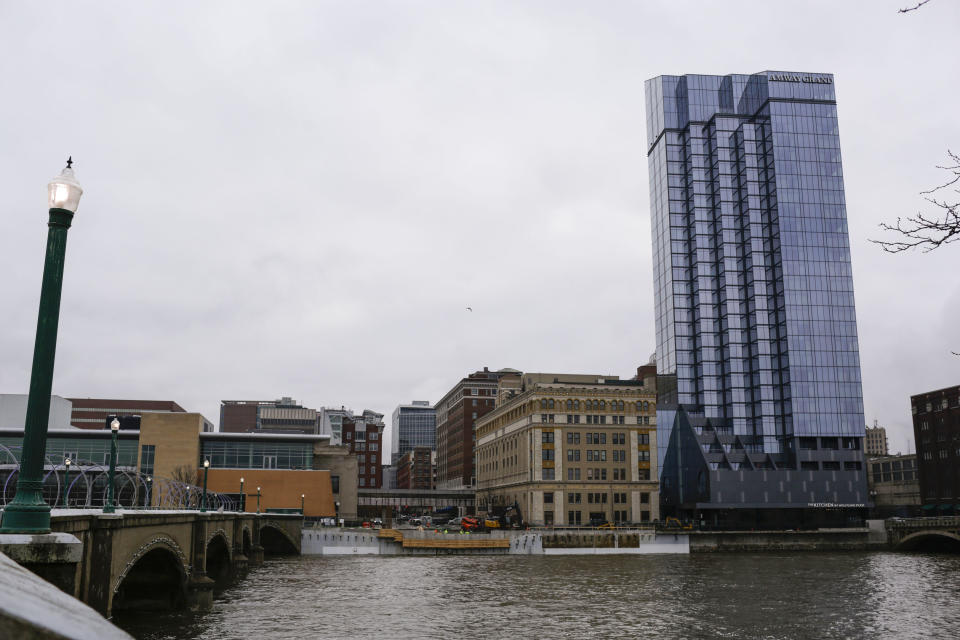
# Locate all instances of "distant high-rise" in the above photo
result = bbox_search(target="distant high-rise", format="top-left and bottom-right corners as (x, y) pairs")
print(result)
(865, 422), (889, 457)
(390, 401), (436, 465)
(645, 71), (867, 528)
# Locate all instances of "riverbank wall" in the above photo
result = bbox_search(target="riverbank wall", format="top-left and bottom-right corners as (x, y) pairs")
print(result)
(303, 522), (889, 556)
(302, 528), (688, 555)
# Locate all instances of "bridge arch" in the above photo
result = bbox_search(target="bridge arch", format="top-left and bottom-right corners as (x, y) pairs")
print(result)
(205, 531), (232, 591)
(259, 522), (299, 555)
(113, 536), (188, 611)
(895, 530), (960, 552)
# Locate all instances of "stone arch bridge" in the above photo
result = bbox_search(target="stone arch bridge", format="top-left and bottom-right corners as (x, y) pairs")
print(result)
(886, 516), (960, 552)
(49, 510), (302, 616)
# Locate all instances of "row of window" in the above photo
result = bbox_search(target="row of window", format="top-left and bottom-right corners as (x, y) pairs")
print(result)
(558, 510), (651, 525)
(538, 399), (656, 412)
(562, 449), (631, 462)
(913, 396), (959, 414)
(345, 431), (379, 441)
(566, 491), (651, 504)
(800, 460), (861, 471)
(542, 414), (652, 425)
(921, 449), (960, 460)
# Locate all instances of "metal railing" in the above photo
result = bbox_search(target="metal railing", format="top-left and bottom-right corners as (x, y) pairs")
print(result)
(0, 443), (238, 511)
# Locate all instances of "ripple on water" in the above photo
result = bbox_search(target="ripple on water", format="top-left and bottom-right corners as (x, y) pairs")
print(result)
(114, 552), (960, 640)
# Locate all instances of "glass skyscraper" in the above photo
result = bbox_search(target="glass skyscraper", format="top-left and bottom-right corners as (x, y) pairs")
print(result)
(645, 72), (867, 528)
(391, 401), (436, 465)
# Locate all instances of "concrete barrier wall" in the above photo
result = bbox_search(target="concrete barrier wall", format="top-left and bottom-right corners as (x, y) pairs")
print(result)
(689, 529), (874, 553)
(301, 529), (690, 555)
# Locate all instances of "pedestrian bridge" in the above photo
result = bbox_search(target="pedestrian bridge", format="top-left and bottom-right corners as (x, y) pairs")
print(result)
(886, 516), (960, 552)
(46, 509), (302, 616)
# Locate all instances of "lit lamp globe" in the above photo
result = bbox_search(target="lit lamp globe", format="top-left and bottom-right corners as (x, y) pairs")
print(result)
(111, 418), (120, 432)
(47, 159), (83, 213)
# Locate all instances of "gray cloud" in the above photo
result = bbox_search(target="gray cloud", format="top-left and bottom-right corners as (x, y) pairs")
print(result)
(1, 1), (957, 454)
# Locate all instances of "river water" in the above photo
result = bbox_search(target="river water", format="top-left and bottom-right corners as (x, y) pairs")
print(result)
(115, 552), (960, 640)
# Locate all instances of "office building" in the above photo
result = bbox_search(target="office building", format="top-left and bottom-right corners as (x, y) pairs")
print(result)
(912, 385), (960, 513)
(645, 71), (867, 528)
(476, 371), (659, 526)
(435, 368), (518, 489)
(391, 401), (436, 465)
(220, 397), (319, 434)
(341, 409), (386, 489)
(865, 422), (889, 457)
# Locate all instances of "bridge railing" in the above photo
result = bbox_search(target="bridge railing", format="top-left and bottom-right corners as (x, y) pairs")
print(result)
(885, 516), (960, 529)
(0, 444), (239, 511)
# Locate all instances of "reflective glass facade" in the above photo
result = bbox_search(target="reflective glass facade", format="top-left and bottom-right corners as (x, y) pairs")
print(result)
(645, 72), (867, 524)
(202, 440), (313, 470)
(0, 434), (139, 467)
(391, 403), (436, 464)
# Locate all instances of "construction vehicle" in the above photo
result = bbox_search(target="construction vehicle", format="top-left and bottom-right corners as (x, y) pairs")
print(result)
(460, 516), (481, 531)
(664, 517), (693, 530)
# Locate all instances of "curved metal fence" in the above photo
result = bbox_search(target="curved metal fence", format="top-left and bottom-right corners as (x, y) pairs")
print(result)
(0, 443), (239, 511)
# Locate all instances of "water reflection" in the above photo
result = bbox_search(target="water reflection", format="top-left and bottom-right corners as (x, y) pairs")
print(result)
(116, 553), (960, 640)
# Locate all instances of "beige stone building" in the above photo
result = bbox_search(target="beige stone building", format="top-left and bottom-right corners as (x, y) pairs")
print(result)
(476, 372), (658, 526)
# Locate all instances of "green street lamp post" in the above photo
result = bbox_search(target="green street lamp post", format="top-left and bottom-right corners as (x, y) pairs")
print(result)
(146, 476), (152, 509)
(239, 477), (245, 512)
(104, 418), (120, 513)
(62, 458), (71, 508)
(200, 459), (210, 512)
(301, 493), (305, 514)
(1, 160), (83, 533)
(256, 486), (261, 514)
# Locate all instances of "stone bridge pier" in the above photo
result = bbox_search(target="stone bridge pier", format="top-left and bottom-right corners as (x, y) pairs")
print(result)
(46, 510), (301, 616)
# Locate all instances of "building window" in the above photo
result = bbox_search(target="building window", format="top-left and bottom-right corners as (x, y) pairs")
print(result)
(544, 493), (554, 504)
(542, 431), (554, 443)
(542, 449), (554, 461)
(542, 468), (555, 480)
(370, 433), (378, 440)
(359, 477), (366, 487)
(331, 475), (340, 494)
(140, 445), (155, 477)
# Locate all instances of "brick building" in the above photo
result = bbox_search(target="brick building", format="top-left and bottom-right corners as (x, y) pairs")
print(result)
(219, 397), (319, 434)
(476, 371), (659, 526)
(67, 398), (195, 430)
(912, 385), (960, 513)
(435, 368), (518, 489)
(397, 447), (434, 490)
(341, 410), (385, 489)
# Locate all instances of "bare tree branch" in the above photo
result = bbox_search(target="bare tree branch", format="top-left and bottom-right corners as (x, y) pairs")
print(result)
(899, 0), (933, 13)
(872, 150), (960, 253)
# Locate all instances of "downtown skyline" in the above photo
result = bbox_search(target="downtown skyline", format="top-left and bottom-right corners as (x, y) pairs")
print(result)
(1, 2), (958, 457)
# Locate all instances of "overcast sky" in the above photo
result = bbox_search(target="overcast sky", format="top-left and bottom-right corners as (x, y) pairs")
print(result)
(1, 1), (957, 455)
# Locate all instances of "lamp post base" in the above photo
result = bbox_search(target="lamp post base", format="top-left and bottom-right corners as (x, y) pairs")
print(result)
(1, 501), (52, 534)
